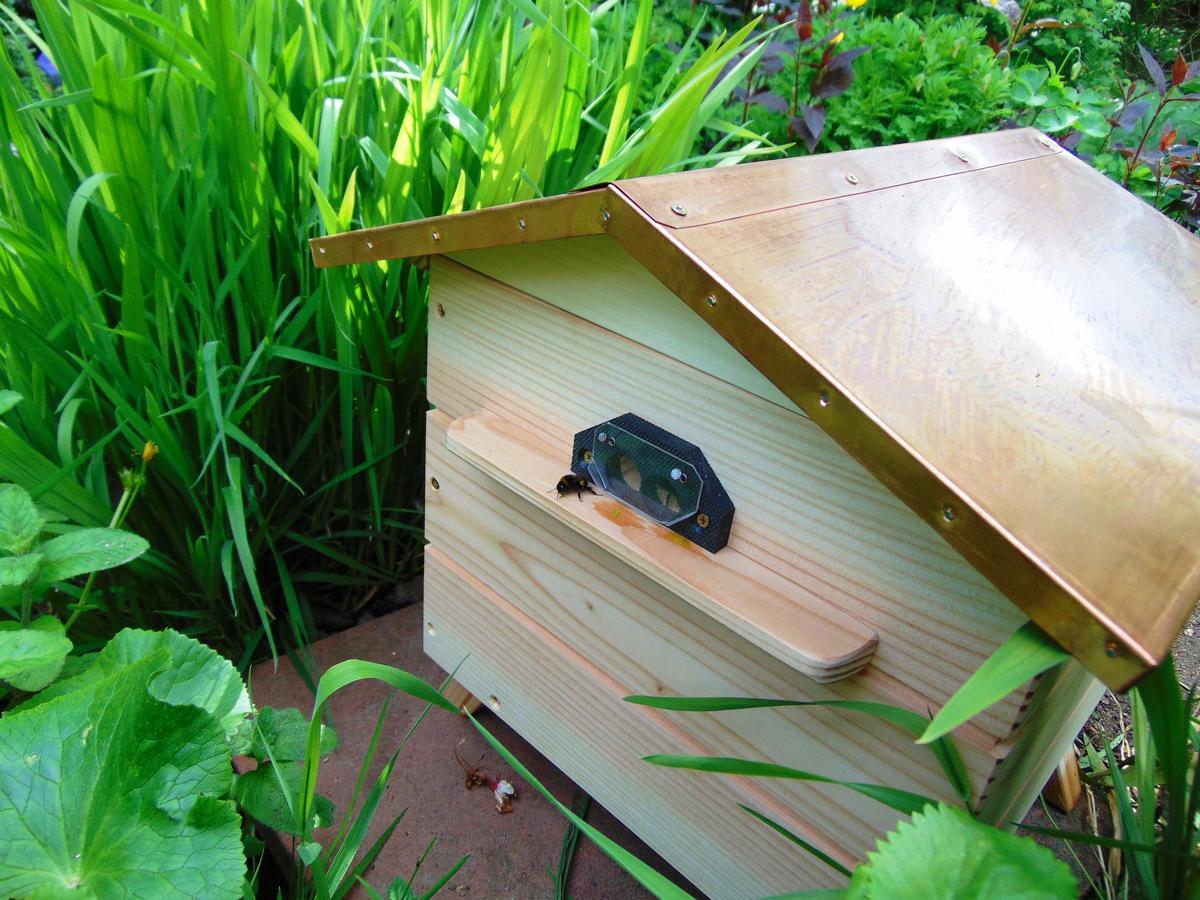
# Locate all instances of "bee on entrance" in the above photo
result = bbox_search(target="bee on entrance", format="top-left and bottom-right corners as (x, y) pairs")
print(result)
(550, 471), (596, 501)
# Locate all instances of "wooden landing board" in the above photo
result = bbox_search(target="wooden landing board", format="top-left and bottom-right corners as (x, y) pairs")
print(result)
(424, 548), (849, 897)
(427, 256), (1029, 738)
(446, 410), (876, 682)
(426, 410), (999, 859)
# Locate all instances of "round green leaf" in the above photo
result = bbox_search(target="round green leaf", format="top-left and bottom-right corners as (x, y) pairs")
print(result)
(14, 628), (250, 738)
(845, 804), (1076, 899)
(0, 616), (72, 687)
(0, 650), (244, 898)
(0, 484), (42, 555)
(32, 527), (150, 593)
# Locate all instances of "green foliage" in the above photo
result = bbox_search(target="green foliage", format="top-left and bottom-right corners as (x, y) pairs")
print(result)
(0, 644), (245, 898)
(836, 803), (1076, 899)
(820, 13), (1011, 148)
(0, 0), (762, 663)
(919, 621), (1069, 744)
(0, 480), (148, 689)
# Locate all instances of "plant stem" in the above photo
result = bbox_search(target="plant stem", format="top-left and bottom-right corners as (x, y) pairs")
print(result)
(1124, 93), (1170, 187)
(62, 464), (144, 636)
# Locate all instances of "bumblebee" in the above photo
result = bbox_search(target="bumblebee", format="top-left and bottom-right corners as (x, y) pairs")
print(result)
(553, 471), (596, 501)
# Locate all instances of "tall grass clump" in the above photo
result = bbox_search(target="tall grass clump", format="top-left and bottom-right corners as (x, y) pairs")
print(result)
(0, 0), (767, 662)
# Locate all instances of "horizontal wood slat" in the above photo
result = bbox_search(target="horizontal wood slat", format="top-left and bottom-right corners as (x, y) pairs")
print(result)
(426, 411), (998, 864)
(445, 410), (877, 682)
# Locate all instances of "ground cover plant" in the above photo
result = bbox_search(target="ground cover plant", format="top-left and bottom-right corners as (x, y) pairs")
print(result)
(0, 0), (768, 669)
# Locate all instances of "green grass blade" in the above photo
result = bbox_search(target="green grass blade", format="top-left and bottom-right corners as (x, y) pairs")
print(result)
(919, 622), (1068, 744)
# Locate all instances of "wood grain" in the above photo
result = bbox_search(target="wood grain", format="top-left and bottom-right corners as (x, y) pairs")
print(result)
(426, 410), (999, 860)
(427, 256), (1029, 736)
(445, 410), (877, 681)
(423, 549), (847, 897)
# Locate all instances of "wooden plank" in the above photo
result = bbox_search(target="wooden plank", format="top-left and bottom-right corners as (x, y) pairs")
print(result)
(427, 257), (1029, 737)
(1042, 749), (1083, 814)
(450, 237), (801, 411)
(976, 660), (1102, 827)
(441, 678), (483, 716)
(426, 410), (999, 860)
(423, 548), (850, 897)
(445, 410), (876, 682)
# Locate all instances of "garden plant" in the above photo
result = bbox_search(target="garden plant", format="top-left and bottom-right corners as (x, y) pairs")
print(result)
(2, 0), (1199, 896)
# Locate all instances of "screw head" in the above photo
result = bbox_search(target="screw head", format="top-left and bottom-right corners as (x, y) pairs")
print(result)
(670, 203), (688, 217)
(431, 230), (441, 241)
(942, 505), (956, 522)
(705, 294), (718, 308)
(366, 240), (374, 249)
(696, 513), (710, 528)
(845, 173), (860, 185)
(818, 390), (830, 407)
(430, 477), (440, 490)
(436, 303), (445, 317)
(670, 467), (682, 481)
(318, 246), (326, 255)
(602, 209), (611, 222)
(1104, 640), (1121, 658)
(518, 218), (527, 230)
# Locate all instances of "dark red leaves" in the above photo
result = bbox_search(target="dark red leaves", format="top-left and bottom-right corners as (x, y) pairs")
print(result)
(1172, 53), (1188, 87)
(796, 0), (813, 42)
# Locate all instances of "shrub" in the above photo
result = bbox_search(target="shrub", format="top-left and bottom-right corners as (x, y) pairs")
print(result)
(820, 13), (1011, 148)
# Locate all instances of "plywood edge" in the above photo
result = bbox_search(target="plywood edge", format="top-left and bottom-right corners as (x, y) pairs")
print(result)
(975, 660), (1103, 828)
(443, 410), (877, 682)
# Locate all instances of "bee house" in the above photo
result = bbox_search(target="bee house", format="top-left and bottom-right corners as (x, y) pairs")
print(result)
(312, 129), (1200, 896)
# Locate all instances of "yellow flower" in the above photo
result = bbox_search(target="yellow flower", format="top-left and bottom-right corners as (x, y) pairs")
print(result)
(141, 441), (159, 462)
(845, 0), (868, 8)
(829, 30), (845, 45)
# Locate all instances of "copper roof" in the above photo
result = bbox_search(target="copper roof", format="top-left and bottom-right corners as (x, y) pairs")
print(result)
(311, 129), (1200, 689)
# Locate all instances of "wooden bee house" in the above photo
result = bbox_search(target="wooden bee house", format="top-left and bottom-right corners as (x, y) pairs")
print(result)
(312, 129), (1200, 896)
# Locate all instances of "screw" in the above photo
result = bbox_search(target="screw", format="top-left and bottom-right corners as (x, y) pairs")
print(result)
(818, 390), (830, 407)
(426, 623), (437, 636)
(670, 467), (682, 481)
(366, 240), (374, 249)
(1104, 640), (1121, 658)
(845, 173), (859, 185)
(518, 218), (527, 230)
(954, 151), (970, 163)
(942, 505), (956, 522)
(488, 695), (500, 711)
(670, 203), (688, 216)
(597, 431), (607, 443)
(432, 230), (441, 241)
(602, 209), (611, 222)
(696, 513), (710, 528)
(705, 294), (718, 308)
(582, 450), (593, 463)
(430, 477), (440, 490)
(318, 246), (326, 255)
(436, 303), (445, 317)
